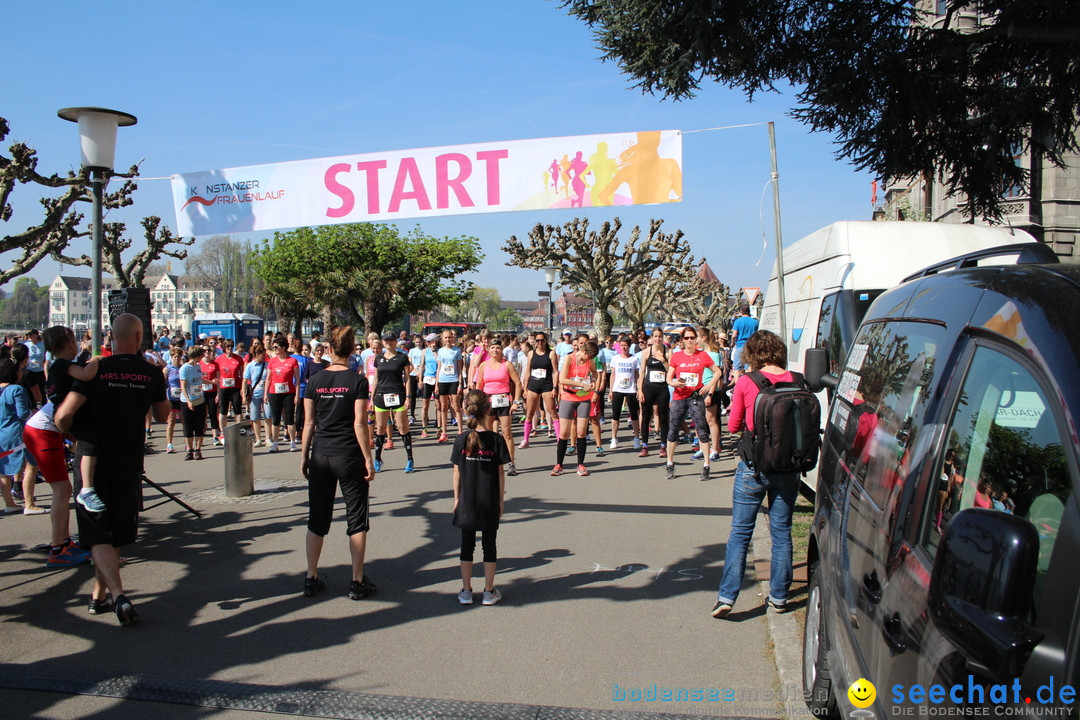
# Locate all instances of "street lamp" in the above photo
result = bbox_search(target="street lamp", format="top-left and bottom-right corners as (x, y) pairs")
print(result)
(58, 106), (138, 355)
(542, 266), (560, 336)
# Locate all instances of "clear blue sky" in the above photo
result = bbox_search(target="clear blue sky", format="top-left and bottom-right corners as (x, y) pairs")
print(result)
(3, 0), (874, 302)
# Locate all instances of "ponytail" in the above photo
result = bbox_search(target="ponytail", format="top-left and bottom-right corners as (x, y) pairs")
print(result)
(462, 389), (491, 457)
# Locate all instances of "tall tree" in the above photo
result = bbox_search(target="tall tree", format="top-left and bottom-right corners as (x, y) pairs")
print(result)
(253, 223), (482, 335)
(503, 217), (689, 339)
(0, 117), (194, 286)
(562, 0), (1080, 221)
(185, 234), (261, 313)
(0, 277), (48, 328)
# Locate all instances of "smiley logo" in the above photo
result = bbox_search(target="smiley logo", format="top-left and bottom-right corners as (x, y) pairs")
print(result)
(848, 678), (876, 709)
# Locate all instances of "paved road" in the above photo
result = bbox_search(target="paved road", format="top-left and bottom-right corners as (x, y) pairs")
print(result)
(0, 420), (809, 718)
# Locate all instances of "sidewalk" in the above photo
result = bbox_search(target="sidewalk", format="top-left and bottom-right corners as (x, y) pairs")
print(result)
(0, 425), (807, 718)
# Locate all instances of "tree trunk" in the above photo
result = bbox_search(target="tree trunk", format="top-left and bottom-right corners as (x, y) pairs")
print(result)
(593, 306), (613, 341)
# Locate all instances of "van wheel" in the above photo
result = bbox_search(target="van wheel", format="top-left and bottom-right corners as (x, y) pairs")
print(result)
(803, 561), (838, 718)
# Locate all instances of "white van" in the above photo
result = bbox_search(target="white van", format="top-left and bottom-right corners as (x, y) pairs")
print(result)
(759, 220), (1037, 491)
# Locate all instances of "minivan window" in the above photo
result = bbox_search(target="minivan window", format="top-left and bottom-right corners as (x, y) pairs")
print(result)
(815, 289), (886, 379)
(828, 321), (945, 509)
(921, 345), (1073, 610)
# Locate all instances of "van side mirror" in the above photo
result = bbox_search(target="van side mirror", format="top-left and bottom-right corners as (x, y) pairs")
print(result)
(803, 348), (838, 393)
(928, 509), (1044, 680)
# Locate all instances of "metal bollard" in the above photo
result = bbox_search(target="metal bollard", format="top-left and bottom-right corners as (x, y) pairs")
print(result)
(224, 421), (255, 497)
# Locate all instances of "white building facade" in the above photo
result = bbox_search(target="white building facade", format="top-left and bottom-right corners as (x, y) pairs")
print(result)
(49, 274), (221, 332)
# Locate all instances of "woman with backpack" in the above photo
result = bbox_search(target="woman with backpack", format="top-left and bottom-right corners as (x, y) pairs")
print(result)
(711, 329), (800, 618)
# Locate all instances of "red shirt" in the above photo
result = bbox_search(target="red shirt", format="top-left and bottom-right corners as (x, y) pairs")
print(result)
(728, 370), (794, 433)
(669, 350), (716, 400)
(267, 356), (299, 394)
(199, 360), (219, 391)
(214, 352), (244, 390)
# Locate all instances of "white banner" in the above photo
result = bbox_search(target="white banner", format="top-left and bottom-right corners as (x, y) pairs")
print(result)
(171, 130), (682, 236)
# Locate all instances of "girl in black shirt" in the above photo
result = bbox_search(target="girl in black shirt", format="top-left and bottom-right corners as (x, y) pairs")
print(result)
(451, 390), (509, 606)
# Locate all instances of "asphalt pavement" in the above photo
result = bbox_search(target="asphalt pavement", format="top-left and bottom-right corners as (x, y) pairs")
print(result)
(0, 418), (810, 719)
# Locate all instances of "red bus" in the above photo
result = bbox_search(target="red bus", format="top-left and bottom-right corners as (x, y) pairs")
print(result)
(422, 322), (486, 339)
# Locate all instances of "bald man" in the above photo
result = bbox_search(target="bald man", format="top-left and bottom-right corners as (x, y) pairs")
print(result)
(56, 314), (170, 626)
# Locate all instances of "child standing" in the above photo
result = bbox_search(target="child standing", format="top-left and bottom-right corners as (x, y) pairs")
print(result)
(451, 390), (509, 606)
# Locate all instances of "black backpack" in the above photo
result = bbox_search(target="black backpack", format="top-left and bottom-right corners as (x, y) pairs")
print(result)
(737, 371), (821, 477)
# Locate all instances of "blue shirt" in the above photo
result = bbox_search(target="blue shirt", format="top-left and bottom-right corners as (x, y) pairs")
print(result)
(24, 340), (45, 372)
(244, 361), (268, 399)
(290, 353), (310, 392)
(732, 316), (759, 349)
(436, 346), (462, 382)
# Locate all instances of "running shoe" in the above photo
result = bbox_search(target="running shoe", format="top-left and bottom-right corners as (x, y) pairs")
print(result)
(269, 443), (279, 453)
(114, 594), (139, 626)
(577, 465), (590, 477)
(385, 439), (394, 450)
(482, 588), (502, 606)
(184, 451), (194, 461)
(404, 459), (415, 473)
(48, 541), (90, 567)
(420, 430), (429, 439)
(373, 459), (382, 473)
(348, 575), (377, 600)
(23, 506), (46, 515)
(517, 439), (530, 449)
(546, 431), (555, 439)
(658, 446), (667, 458)
(691, 437), (700, 449)
(665, 463), (675, 480)
(290, 440), (298, 452)
(709, 452), (720, 462)
(438, 433), (448, 444)
(88, 594), (112, 614)
(638, 445), (649, 458)
(213, 437), (223, 447)
(609, 438), (618, 450)
(711, 601), (732, 619)
(633, 438), (642, 451)
(458, 588), (474, 605)
(700, 466), (710, 482)
(166, 444), (175, 454)
(595, 445), (605, 457)
(195, 450), (203, 461)
(691, 449), (704, 460)
(550, 464), (563, 476)
(450, 418), (458, 426)
(77, 489), (106, 513)
(507, 462), (517, 476)
(303, 575), (325, 597)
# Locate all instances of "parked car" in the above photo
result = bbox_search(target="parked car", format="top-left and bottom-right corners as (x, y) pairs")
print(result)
(801, 243), (1079, 716)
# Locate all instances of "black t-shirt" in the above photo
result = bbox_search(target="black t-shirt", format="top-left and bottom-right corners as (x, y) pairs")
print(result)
(71, 354), (167, 476)
(303, 368), (370, 457)
(374, 352), (410, 396)
(46, 357), (79, 407)
(450, 429), (510, 532)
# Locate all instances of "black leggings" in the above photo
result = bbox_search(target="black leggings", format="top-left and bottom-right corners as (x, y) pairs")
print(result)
(268, 393), (295, 426)
(611, 392), (640, 423)
(204, 393), (219, 431)
(640, 384), (669, 443)
(668, 395), (710, 443)
(181, 402), (207, 438)
(460, 528), (498, 563)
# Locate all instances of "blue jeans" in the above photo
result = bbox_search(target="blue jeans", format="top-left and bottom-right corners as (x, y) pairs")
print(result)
(717, 461), (798, 607)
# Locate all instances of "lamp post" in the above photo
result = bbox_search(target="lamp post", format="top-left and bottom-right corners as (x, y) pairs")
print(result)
(542, 266), (560, 336)
(58, 107), (138, 355)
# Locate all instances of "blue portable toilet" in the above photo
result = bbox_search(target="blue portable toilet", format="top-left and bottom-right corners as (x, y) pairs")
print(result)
(192, 313), (264, 348)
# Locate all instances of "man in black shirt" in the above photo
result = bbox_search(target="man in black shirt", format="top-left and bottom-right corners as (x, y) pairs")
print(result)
(56, 314), (171, 626)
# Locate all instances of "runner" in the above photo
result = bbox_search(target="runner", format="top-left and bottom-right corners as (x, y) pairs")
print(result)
(418, 334), (440, 438)
(698, 327), (725, 463)
(243, 345), (271, 447)
(553, 339), (599, 476)
(637, 327), (671, 459)
(582, 336), (608, 456)
(267, 337), (301, 453)
(214, 339), (246, 443)
(467, 329), (493, 390)
(198, 345), (221, 447)
(163, 346), (185, 454)
(300, 325), (377, 600)
(179, 346), (208, 461)
(291, 338), (312, 441)
(372, 333), (415, 473)
(435, 331), (464, 443)
(608, 337), (641, 450)
(519, 332), (559, 449)
(475, 338), (522, 476)
(407, 333), (424, 424)
(665, 326), (721, 481)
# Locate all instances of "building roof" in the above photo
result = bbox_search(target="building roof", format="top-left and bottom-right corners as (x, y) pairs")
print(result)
(697, 262), (719, 284)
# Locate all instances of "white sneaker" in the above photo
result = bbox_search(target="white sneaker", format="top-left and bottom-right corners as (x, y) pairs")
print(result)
(290, 440), (298, 452)
(269, 442), (279, 453)
(458, 589), (473, 605)
(609, 438), (618, 450)
(482, 588), (502, 606)
(633, 437), (642, 450)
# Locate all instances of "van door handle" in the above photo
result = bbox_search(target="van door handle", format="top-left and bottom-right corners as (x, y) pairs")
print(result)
(861, 571), (882, 604)
(881, 612), (907, 655)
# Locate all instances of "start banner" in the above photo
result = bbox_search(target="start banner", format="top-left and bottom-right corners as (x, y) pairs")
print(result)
(171, 130), (682, 236)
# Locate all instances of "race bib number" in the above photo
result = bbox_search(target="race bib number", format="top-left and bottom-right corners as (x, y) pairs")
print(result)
(202, 383), (213, 392)
(383, 393), (402, 408)
(423, 376), (437, 385)
(531, 368), (547, 379)
(649, 371), (666, 384)
(169, 387), (181, 399)
(190, 387), (204, 402)
(441, 364), (454, 375)
(679, 372), (699, 387)
(274, 382), (290, 394)
(221, 378), (236, 388)
(492, 393), (510, 408)
(618, 377), (632, 390)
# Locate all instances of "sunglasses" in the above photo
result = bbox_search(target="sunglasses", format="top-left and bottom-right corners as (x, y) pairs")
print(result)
(683, 335), (697, 340)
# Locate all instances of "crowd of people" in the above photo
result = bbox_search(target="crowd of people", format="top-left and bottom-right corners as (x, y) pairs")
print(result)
(0, 301), (797, 619)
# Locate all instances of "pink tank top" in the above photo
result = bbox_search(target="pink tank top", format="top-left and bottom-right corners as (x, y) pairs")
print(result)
(481, 360), (511, 396)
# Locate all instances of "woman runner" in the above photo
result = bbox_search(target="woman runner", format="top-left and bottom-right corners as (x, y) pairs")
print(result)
(267, 337), (301, 453)
(179, 346), (208, 461)
(637, 328), (670, 458)
(198, 347), (221, 446)
(608, 338), (641, 450)
(372, 333), (415, 473)
(519, 332), (559, 448)
(553, 340), (599, 476)
(435, 331), (464, 443)
(163, 346), (184, 454)
(476, 339), (522, 476)
(665, 326), (721, 481)
(418, 334), (439, 438)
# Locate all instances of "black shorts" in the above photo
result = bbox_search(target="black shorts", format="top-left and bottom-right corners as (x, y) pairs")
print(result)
(75, 438), (98, 458)
(307, 454), (370, 536)
(268, 393), (295, 425)
(438, 382), (459, 397)
(421, 381), (436, 399)
(73, 452), (140, 548)
(217, 387), (242, 415)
